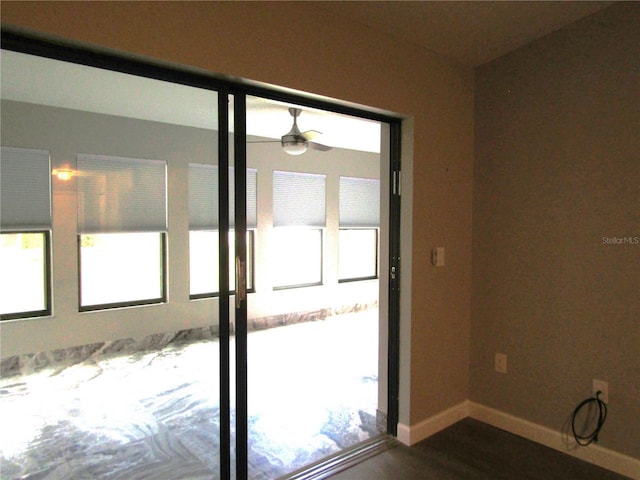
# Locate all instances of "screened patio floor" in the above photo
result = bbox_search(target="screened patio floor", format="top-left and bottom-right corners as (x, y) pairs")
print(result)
(0, 309), (380, 479)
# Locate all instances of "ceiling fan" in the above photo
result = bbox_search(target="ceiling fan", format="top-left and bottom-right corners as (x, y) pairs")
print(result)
(249, 107), (332, 155)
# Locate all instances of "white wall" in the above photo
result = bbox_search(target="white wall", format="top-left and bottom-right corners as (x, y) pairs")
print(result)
(1, 99), (381, 358)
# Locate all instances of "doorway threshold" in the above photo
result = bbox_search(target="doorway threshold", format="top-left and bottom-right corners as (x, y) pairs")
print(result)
(283, 434), (398, 480)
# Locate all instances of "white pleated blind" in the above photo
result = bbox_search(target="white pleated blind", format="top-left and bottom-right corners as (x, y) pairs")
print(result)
(273, 170), (326, 227)
(245, 169), (257, 228)
(189, 164), (257, 230)
(77, 154), (167, 233)
(339, 176), (380, 227)
(0, 146), (52, 232)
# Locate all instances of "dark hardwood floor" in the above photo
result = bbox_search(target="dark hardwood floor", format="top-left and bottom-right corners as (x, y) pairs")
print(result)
(330, 418), (633, 480)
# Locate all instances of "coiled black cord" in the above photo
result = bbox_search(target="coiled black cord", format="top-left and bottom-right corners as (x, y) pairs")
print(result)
(571, 391), (608, 446)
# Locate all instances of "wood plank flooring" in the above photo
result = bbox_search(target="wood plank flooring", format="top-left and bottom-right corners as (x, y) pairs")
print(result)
(330, 418), (633, 480)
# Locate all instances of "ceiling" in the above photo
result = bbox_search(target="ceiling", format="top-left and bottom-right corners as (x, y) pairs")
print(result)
(1, 50), (382, 153)
(314, 1), (614, 66)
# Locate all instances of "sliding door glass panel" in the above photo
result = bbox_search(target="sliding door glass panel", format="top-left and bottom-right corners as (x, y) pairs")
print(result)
(1, 49), (226, 478)
(245, 95), (384, 478)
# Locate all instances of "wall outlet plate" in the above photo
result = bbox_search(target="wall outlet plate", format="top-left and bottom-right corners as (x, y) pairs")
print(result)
(495, 353), (507, 374)
(592, 379), (608, 404)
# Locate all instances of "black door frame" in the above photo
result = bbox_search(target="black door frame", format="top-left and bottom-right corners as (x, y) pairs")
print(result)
(217, 90), (232, 479)
(1, 27), (402, 479)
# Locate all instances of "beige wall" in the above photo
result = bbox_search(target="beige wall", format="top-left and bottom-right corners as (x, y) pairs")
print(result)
(472, 2), (639, 459)
(1, 1), (475, 428)
(3, 0), (636, 465)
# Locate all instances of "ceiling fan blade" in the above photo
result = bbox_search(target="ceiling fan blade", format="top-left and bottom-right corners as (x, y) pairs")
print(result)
(247, 139), (281, 144)
(301, 130), (322, 141)
(309, 141), (332, 152)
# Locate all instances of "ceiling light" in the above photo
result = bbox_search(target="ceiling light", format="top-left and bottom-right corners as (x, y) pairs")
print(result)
(52, 168), (75, 181)
(282, 139), (308, 155)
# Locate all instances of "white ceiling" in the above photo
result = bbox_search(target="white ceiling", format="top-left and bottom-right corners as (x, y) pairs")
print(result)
(0, 50), (382, 153)
(314, 1), (614, 66)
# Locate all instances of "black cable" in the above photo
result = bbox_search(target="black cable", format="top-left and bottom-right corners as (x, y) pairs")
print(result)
(571, 391), (608, 446)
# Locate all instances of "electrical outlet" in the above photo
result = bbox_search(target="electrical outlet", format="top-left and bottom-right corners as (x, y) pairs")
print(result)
(592, 379), (608, 404)
(495, 353), (507, 374)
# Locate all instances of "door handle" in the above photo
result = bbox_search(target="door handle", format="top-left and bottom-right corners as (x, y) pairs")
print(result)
(235, 256), (246, 308)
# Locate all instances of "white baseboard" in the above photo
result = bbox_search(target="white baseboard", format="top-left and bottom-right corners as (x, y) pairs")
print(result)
(396, 401), (639, 479)
(468, 402), (640, 480)
(397, 400), (470, 446)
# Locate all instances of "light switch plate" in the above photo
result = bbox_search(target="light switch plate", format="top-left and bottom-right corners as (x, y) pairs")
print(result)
(495, 353), (507, 374)
(432, 247), (445, 267)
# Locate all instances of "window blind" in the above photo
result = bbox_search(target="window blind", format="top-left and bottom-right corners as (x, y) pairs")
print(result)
(77, 154), (167, 233)
(339, 176), (380, 227)
(188, 164), (257, 230)
(273, 170), (326, 227)
(0, 146), (52, 232)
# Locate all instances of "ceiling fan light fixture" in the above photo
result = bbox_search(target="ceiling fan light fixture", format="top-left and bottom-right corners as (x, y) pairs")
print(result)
(282, 140), (308, 155)
(281, 107), (309, 155)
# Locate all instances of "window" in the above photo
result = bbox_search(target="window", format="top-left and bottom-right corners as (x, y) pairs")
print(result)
(0, 232), (51, 319)
(338, 229), (378, 281)
(338, 176), (380, 282)
(0, 147), (52, 320)
(271, 228), (323, 288)
(78, 232), (164, 307)
(272, 171), (326, 289)
(189, 230), (254, 297)
(77, 154), (167, 310)
(188, 164), (257, 297)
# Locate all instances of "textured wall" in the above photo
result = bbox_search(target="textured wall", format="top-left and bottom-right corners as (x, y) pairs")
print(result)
(472, 3), (640, 459)
(1, 1), (475, 427)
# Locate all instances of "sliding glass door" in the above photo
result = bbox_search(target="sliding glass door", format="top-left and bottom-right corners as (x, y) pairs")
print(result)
(1, 30), (400, 480)
(1, 44), (234, 478)
(241, 96), (391, 478)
